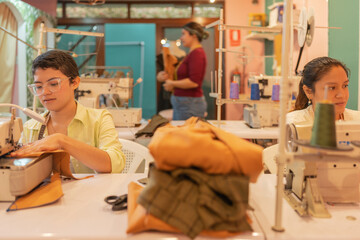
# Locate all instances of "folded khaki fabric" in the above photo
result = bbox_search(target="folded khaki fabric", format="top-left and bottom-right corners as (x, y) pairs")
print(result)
(137, 167), (251, 238)
(126, 181), (247, 238)
(135, 114), (169, 138)
(148, 117), (263, 183)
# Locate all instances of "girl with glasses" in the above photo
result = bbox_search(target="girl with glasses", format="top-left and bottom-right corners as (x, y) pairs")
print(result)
(11, 50), (125, 173)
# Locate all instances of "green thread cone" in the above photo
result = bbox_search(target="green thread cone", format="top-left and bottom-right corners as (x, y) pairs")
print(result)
(310, 102), (337, 148)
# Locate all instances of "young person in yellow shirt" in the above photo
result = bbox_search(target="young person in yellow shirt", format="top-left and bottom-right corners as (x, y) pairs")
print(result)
(11, 50), (125, 173)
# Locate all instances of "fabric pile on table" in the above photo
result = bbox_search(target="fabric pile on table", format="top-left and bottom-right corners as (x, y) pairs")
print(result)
(127, 117), (263, 239)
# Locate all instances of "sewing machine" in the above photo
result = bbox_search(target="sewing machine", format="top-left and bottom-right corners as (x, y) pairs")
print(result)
(0, 111), (52, 201)
(248, 75), (301, 99)
(243, 104), (279, 128)
(244, 75), (300, 128)
(77, 76), (142, 127)
(283, 120), (360, 217)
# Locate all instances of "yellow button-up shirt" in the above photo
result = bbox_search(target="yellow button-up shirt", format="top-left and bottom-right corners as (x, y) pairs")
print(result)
(20, 102), (125, 173)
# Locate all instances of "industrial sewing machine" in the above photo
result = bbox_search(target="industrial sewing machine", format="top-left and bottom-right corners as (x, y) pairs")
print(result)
(0, 109), (52, 201)
(77, 75), (142, 127)
(283, 120), (360, 217)
(244, 104), (279, 128)
(244, 75), (301, 128)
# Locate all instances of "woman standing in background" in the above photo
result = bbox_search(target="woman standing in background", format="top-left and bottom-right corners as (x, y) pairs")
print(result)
(157, 22), (209, 120)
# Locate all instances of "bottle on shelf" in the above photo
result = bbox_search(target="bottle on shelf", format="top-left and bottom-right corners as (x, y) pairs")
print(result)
(230, 73), (240, 99)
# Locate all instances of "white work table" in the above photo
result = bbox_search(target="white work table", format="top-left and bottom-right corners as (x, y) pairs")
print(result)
(0, 173), (264, 240)
(0, 173), (359, 239)
(117, 120), (278, 141)
(251, 174), (360, 240)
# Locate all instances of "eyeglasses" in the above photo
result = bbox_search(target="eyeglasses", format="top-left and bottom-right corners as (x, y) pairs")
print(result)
(28, 78), (70, 96)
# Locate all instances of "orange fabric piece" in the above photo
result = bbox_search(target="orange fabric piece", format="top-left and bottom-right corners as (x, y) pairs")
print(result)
(7, 151), (92, 211)
(8, 173), (63, 211)
(126, 182), (247, 238)
(148, 117), (263, 183)
(162, 46), (178, 79)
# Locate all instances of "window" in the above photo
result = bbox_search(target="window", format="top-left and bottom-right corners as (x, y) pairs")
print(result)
(56, 3), (63, 18)
(56, 25), (100, 74)
(130, 4), (191, 19)
(57, 2), (223, 19)
(194, 3), (222, 18)
(64, 3), (127, 18)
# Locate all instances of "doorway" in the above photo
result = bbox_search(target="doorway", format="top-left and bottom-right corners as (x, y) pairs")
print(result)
(162, 27), (216, 119)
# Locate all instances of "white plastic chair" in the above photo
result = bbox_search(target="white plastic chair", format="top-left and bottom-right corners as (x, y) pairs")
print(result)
(158, 109), (173, 121)
(119, 138), (154, 174)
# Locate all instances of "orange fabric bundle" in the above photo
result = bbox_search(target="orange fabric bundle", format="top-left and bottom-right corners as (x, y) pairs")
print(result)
(127, 118), (262, 237)
(162, 46), (178, 79)
(148, 117), (263, 183)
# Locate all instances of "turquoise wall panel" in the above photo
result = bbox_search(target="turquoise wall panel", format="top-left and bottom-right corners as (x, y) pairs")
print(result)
(57, 25), (97, 73)
(105, 23), (156, 118)
(329, 0), (359, 110)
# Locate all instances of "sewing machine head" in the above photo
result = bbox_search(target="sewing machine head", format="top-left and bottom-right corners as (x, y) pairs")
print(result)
(0, 111), (22, 156)
(286, 120), (360, 152)
(284, 120), (360, 217)
(77, 76), (134, 108)
(248, 75), (301, 99)
(76, 75), (142, 127)
(0, 109), (52, 201)
(244, 75), (301, 128)
(244, 104), (279, 128)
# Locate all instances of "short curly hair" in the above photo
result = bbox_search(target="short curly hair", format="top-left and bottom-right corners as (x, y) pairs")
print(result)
(32, 50), (79, 83)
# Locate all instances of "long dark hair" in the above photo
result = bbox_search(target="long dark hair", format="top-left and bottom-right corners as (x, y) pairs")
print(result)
(183, 22), (209, 42)
(294, 56), (349, 110)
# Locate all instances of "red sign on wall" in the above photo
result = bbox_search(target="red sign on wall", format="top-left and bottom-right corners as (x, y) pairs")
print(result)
(229, 29), (241, 47)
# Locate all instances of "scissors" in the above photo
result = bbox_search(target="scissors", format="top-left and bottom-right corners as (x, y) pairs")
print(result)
(104, 194), (127, 211)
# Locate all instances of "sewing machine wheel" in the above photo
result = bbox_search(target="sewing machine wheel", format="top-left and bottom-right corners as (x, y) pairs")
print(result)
(306, 8), (315, 47)
(286, 123), (298, 152)
(297, 7), (307, 47)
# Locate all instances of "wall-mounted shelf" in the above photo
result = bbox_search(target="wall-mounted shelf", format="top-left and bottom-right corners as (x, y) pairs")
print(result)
(245, 24), (282, 41)
(218, 98), (280, 106)
(245, 32), (278, 41)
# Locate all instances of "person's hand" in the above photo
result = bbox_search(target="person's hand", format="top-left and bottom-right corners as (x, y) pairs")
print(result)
(157, 71), (169, 82)
(163, 80), (174, 92)
(10, 133), (65, 157)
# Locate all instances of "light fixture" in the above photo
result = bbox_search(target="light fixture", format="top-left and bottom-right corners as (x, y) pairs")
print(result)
(0, 104), (45, 123)
(160, 38), (167, 45)
(209, 0), (215, 3)
(73, 0), (105, 5)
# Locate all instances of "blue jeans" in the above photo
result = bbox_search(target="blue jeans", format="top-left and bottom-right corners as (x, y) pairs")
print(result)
(171, 95), (207, 120)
